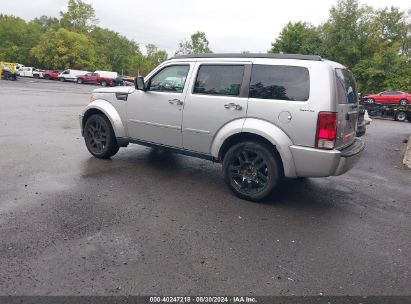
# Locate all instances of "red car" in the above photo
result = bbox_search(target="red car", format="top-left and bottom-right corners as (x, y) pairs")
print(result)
(76, 72), (114, 86)
(43, 70), (61, 80)
(363, 91), (410, 105)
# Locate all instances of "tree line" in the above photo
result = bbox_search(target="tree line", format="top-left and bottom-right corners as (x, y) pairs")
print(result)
(270, 0), (411, 93)
(0, 0), (212, 77)
(1, 0), (410, 93)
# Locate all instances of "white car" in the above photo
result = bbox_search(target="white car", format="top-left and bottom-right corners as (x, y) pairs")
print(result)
(33, 69), (45, 79)
(18, 67), (34, 77)
(58, 69), (89, 82)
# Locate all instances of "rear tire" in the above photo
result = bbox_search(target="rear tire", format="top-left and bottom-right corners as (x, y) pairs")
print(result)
(223, 141), (282, 201)
(400, 99), (408, 106)
(395, 111), (407, 122)
(44, 75), (50, 80)
(84, 114), (119, 159)
(367, 98), (375, 104)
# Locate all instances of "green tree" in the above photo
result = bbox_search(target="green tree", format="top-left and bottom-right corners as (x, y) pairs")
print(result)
(60, 0), (98, 33)
(30, 28), (97, 70)
(269, 21), (323, 55)
(0, 15), (42, 65)
(90, 27), (142, 74)
(175, 31), (212, 55)
(321, 0), (367, 67)
(30, 15), (60, 33)
(354, 43), (411, 93)
(135, 44), (168, 76)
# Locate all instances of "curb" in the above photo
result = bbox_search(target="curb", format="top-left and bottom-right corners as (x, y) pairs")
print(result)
(403, 134), (411, 169)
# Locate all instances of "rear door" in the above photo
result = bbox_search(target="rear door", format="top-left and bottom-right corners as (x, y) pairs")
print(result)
(334, 68), (359, 148)
(182, 62), (251, 154)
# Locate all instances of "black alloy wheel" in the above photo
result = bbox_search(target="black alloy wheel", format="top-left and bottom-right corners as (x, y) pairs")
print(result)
(223, 141), (282, 201)
(84, 114), (119, 159)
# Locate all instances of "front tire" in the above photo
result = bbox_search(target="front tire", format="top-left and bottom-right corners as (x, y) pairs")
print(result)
(84, 114), (119, 159)
(223, 141), (282, 201)
(59, 77), (65, 82)
(77, 78), (83, 84)
(101, 80), (107, 87)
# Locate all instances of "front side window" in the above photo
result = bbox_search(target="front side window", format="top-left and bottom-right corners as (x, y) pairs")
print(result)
(193, 65), (244, 96)
(249, 65), (310, 101)
(148, 65), (189, 93)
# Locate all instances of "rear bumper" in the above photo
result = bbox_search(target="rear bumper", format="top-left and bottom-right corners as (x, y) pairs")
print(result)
(289, 138), (365, 177)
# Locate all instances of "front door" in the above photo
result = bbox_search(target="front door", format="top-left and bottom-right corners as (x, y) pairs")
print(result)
(127, 64), (193, 148)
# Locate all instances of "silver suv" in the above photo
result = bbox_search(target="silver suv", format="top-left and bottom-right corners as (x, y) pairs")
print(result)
(79, 53), (365, 201)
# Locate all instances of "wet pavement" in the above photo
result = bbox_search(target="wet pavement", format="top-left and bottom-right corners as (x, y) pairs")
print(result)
(1, 78), (411, 295)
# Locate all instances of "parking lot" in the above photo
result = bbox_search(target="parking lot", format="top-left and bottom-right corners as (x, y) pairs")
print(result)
(1, 77), (411, 295)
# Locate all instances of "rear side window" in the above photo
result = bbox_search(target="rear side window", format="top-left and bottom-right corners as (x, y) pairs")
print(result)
(193, 65), (244, 97)
(249, 65), (310, 101)
(335, 69), (357, 104)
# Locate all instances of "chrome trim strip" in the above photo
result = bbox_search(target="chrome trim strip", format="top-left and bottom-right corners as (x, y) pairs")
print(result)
(184, 128), (210, 134)
(129, 119), (181, 130)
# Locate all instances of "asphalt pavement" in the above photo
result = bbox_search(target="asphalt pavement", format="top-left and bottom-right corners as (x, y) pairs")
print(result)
(0, 77), (410, 296)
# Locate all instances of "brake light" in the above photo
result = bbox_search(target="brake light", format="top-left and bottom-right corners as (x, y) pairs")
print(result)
(316, 112), (337, 149)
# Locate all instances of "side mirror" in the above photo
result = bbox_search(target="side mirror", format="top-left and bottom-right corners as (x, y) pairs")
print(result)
(135, 76), (145, 91)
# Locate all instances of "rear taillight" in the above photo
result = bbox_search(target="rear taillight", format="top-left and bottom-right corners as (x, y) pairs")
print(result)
(316, 112), (337, 149)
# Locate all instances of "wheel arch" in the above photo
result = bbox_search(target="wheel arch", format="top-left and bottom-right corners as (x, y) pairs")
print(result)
(81, 99), (126, 138)
(211, 118), (297, 178)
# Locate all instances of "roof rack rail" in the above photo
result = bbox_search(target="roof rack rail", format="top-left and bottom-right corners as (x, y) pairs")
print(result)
(168, 53), (322, 61)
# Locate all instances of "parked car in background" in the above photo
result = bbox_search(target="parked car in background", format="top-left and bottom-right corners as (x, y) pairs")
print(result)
(33, 69), (45, 78)
(58, 69), (89, 82)
(76, 72), (117, 86)
(79, 53), (365, 201)
(356, 105), (372, 136)
(15, 64), (25, 75)
(43, 70), (61, 80)
(94, 70), (118, 78)
(18, 67), (35, 77)
(0, 62), (17, 81)
(362, 91), (410, 105)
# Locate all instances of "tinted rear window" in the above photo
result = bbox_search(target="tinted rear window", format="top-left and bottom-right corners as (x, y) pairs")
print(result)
(249, 65), (310, 101)
(193, 65), (244, 96)
(335, 69), (357, 104)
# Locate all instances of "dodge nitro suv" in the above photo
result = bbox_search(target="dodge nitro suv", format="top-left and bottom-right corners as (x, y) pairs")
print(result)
(80, 53), (365, 201)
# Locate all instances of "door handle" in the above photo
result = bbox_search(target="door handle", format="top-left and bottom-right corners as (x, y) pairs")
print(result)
(168, 98), (184, 105)
(224, 103), (242, 110)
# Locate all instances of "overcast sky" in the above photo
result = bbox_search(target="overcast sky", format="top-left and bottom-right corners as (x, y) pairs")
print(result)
(1, 0), (409, 55)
